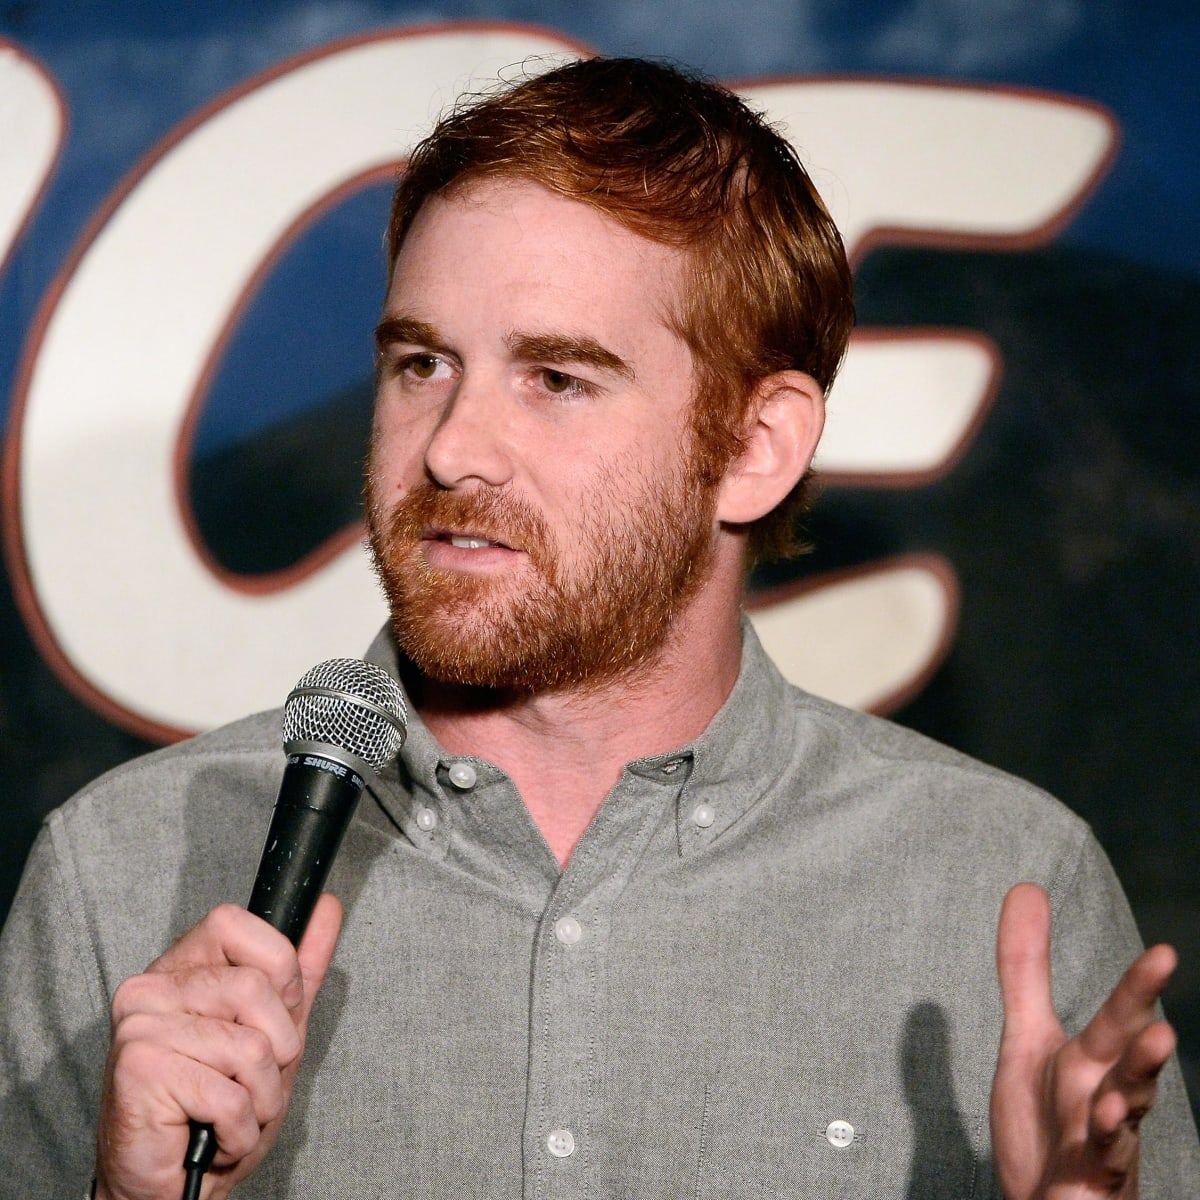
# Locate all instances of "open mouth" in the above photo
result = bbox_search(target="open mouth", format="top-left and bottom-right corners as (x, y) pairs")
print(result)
(422, 527), (518, 553)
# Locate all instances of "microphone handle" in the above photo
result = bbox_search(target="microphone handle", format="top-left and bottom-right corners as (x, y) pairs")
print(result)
(184, 750), (366, 1185)
(248, 750), (366, 942)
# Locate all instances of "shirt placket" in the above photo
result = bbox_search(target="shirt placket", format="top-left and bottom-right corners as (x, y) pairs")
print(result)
(522, 760), (690, 1200)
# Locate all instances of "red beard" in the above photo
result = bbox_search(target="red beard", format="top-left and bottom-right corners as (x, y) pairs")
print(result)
(365, 453), (717, 693)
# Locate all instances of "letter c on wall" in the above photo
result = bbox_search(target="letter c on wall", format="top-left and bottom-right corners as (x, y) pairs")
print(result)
(4, 24), (583, 738)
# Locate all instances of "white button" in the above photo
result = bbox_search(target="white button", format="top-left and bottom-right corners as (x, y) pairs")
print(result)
(415, 806), (437, 831)
(447, 762), (477, 790)
(691, 803), (716, 828)
(554, 916), (583, 945)
(661, 759), (682, 775)
(546, 1128), (575, 1158)
(825, 1119), (854, 1148)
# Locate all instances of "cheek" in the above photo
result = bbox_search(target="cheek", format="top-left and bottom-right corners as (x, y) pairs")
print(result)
(369, 408), (434, 490)
(541, 454), (652, 541)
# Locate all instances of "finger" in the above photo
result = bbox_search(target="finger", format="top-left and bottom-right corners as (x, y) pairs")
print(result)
(1081, 1021), (1175, 1192)
(1083, 1091), (1140, 1193)
(108, 1039), (263, 1165)
(113, 966), (301, 1068)
(1077, 944), (1177, 1063)
(1091, 1020), (1176, 1139)
(111, 1011), (288, 1128)
(152, 904), (305, 1009)
(996, 883), (1057, 1035)
(294, 892), (343, 1026)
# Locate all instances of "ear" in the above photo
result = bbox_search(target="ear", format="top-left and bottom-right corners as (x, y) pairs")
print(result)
(715, 370), (825, 525)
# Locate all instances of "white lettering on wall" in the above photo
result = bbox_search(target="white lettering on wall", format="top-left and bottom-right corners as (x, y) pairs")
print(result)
(5, 37), (1115, 734)
(741, 79), (1114, 709)
(0, 40), (65, 275)
(7, 27), (581, 737)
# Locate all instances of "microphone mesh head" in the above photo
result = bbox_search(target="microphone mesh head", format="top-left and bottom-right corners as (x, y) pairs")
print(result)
(282, 659), (407, 771)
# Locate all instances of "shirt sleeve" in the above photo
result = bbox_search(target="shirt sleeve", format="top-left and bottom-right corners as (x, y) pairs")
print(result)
(0, 820), (108, 1199)
(1048, 828), (1200, 1198)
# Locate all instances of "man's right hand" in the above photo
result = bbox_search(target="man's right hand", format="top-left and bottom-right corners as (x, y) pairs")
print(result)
(94, 893), (343, 1200)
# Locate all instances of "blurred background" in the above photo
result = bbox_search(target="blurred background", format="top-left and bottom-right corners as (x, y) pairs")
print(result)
(1, 0), (1197, 1119)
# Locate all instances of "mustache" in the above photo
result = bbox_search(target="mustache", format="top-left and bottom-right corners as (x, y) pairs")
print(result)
(378, 483), (553, 563)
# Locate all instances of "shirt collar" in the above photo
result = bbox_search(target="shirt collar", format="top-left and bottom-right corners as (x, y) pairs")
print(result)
(360, 614), (796, 854)
(362, 624), (457, 799)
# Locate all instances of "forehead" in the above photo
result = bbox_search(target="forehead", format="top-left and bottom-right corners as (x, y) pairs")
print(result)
(385, 177), (690, 347)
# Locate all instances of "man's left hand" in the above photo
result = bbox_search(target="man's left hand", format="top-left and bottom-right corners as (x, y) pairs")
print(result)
(990, 882), (1178, 1199)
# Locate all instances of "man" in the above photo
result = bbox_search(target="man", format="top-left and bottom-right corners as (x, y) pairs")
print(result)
(0, 57), (1196, 1199)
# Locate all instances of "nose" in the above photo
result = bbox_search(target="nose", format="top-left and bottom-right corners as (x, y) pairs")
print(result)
(423, 371), (513, 489)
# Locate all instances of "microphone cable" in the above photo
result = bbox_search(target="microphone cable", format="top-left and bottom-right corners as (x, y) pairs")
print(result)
(181, 1126), (217, 1200)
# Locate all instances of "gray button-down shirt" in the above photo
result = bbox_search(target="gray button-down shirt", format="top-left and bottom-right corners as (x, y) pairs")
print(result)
(1, 621), (1197, 1197)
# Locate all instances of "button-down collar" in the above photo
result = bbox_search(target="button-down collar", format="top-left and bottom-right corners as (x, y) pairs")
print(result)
(358, 614), (796, 868)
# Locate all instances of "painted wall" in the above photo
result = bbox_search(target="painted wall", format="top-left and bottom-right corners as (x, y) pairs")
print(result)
(1, 0), (1197, 1115)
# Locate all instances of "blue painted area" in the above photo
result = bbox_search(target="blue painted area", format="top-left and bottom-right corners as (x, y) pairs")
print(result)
(195, 182), (392, 455)
(1, 0), (1195, 449)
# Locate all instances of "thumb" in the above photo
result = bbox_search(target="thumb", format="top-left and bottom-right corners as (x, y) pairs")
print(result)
(294, 892), (343, 1025)
(997, 882), (1058, 1039)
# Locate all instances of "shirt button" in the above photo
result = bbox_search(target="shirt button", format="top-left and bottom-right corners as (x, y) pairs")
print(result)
(554, 915), (583, 945)
(546, 1128), (575, 1158)
(691, 803), (716, 828)
(415, 806), (437, 831)
(661, 759), (683, 775)
(447, 762), (477, 790)
(825, 1119), (855, 1148)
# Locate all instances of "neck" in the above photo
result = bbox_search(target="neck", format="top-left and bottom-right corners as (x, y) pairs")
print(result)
(411, 584), (745, 869)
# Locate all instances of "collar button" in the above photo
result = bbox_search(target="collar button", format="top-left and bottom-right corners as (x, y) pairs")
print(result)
(447, 762), (477, 790)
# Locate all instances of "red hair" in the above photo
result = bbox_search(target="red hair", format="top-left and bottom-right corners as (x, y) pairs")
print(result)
(386, 57), (855, 561)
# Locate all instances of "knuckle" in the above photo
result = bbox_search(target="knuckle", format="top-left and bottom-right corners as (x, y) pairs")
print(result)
(249, 1069), (288, 1126)
(112, 1009), (159, 1048)
(208, 902), (246, 933)
(232, 1091), (261, 1147)
(214, 1100), (260, 1161)
(234, 1086), (257, 1128)
(263, 1077), (288, 1124)
(194, 960), (229, 994)
(111, 973), (156, 1020)
(229, 964), (272, 1006)
(110, 1038), (163, 1089)
(262, 1094), (286, 1127)
(272, 953), (301, 994)
(278, 1022), (302, 1060)
(256, 929), (295, 976)
(240, 1024), (276, 1069)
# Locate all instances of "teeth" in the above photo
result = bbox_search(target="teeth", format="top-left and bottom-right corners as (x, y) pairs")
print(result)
(450, 536), (492, 549)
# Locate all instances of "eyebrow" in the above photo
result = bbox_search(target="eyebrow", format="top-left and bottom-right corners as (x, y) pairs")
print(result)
(506, 331), (635, 381)
(373, 315), (634, 381)
(373, 316), (450, 356)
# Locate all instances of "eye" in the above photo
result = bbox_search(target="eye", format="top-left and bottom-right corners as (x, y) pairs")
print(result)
(539, 368), (593, 398)
(406, 353), (442, 380)
(542, 368), (573, 393)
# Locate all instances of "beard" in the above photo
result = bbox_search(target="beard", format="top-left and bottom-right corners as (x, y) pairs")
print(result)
(365, 449), (718, 694)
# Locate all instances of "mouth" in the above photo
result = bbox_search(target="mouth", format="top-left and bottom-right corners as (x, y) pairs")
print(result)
(422, 527), (515, 551)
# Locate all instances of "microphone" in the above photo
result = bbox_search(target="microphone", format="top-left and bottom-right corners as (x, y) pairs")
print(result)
(182, 659), (408, 1199)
